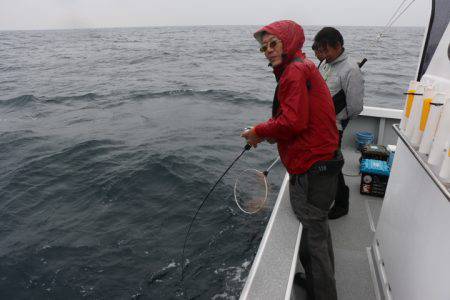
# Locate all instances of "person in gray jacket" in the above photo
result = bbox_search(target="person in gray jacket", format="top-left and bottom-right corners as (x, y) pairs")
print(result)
(313, 27), (365, 219)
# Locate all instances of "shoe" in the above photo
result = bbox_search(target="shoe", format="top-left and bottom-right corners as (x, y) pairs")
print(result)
(294, 272), (307, 288)
(328, 205), (348, 219)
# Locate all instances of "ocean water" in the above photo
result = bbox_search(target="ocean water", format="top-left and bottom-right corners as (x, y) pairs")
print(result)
(0, 25), (423, 299)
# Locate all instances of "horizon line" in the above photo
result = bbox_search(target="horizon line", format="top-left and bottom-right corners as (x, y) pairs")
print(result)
(0, 23), (425, 32)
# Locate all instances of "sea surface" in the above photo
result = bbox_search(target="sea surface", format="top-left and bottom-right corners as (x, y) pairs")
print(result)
(0, 25), (423, 299)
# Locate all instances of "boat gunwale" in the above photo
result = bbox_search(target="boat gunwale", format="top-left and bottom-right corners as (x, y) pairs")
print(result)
(393, 124), (450, 200)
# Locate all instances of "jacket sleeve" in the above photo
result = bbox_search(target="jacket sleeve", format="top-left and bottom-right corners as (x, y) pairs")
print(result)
(254, 66), (309, 141)
(343, 66), (364, 118)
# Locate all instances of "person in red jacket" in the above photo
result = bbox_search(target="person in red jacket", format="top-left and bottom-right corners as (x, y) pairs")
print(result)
(241, 20), (343, 300)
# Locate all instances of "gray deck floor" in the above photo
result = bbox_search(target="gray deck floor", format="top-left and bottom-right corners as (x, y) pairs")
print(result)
(294, 147), (383, 300)
(333, 148), (382, 300)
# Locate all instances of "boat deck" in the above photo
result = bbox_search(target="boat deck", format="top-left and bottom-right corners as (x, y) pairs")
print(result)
(332, 147), (381, 300)
(293, 147), (382, 300)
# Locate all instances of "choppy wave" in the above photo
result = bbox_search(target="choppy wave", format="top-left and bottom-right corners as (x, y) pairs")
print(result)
(0, 94), (41, 108)
(129, 55), (158, 65)
(130, 88), (269, 106)
(1, 89), (268, 112)
(47, 93), (99, 103)
(0, 93), (102, 109)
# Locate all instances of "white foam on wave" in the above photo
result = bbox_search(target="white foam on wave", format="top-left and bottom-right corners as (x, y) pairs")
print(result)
(213, 259), (253, 298)
(241, 260), (251, 269)
(211, 292), (236, 300)
(165, 261), (177, 269)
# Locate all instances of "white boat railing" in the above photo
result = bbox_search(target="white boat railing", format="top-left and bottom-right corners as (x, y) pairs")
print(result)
(239, 173), (302, 300)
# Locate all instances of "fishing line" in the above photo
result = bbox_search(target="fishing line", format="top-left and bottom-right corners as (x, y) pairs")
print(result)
(388, 0), (417, 28)
(377, 0), (418, 40)
(180, 143), (251, 281)
(353, 0), (418, 66)
(381, 0), (409, 34)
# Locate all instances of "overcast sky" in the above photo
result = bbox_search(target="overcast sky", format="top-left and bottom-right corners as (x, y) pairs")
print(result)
(0, 0), (430, 31)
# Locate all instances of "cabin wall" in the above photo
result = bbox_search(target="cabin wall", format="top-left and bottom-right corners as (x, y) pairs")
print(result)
(374, 137), (450, 300)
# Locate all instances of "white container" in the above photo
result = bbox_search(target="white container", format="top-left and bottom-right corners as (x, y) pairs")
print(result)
(411, 85), (435, 147)
(400, 81), (419, 132)
(419, 93), (446, 154)
(404, 83), (425, 141)
(429, 96), (450, 166)
(439, 144), (450, 184)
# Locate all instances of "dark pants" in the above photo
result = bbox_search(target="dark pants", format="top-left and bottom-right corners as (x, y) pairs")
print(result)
(334, 122), (349, 209)
(289, 156), (342, 300)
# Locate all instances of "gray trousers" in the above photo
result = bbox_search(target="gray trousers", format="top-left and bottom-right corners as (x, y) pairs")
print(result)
(289, 168), (339, 300)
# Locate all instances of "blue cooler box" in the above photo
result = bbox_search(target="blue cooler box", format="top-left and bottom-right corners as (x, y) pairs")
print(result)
(360, 159), (390, 197)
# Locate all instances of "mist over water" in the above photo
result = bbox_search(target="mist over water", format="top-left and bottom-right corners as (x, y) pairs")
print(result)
(0, 26), (423, 299)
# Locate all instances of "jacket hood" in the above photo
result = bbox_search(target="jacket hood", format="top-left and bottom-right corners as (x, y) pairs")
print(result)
(254, 20), (305, 60)
(254, 20), (305, 78)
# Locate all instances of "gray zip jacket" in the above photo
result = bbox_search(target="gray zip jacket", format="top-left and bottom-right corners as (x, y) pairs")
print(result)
(319, 50), (364, 130)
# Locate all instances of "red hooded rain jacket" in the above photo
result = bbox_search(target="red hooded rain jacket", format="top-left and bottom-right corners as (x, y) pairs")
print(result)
(253, 20), (339, 174)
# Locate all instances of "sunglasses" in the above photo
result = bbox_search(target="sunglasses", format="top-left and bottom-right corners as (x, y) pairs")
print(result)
(259, 39), (280, 52)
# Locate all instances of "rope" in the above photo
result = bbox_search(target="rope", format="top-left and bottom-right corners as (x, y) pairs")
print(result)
(382, 0), (409, 31)
(388, 0), (418, 28)
(377, 0), (418, 40)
